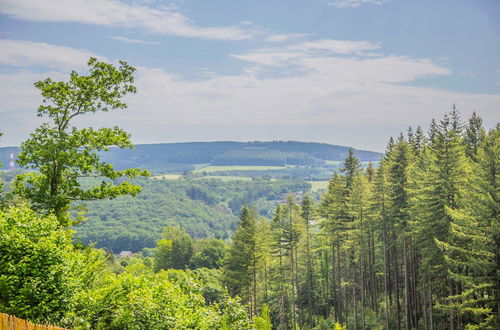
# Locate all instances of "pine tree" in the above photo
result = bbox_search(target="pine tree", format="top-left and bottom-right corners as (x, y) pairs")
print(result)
(223, 207), (260, 317)
(387, 134), (415, 330)
(341, 148), (362, 193)
(319, 173), (350, 324)
(300, 194), (316, 328)
(464, 111), (485, 162)
(436, 125), (499, 328)
(414, 108), (471, 328)
(349, 174), (372, 330)
(372, 158), (391, 328)
(270, 203), (289, 330)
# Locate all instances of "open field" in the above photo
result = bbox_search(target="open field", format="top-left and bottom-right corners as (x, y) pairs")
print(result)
(196, 175), (252, 181)
(194, 165), (287, 173)
(151, 174), (182, 180)
(307, 180), (329, 192)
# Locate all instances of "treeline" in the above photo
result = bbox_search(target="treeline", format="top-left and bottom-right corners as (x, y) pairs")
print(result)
(222, 110), (499, 329)
(91, 141), (382, 171)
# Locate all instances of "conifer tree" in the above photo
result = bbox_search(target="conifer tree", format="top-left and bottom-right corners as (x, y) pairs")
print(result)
(464, 111), (485, 162)
(436, 125), (499, 328)
(223, 207), (260, 317)
(319, 173), (350, 324)
(341, 148), (362, 193)
(413, 108), (471, 328)
(270, 203), (288, 330)
(300, 194), (316, 327)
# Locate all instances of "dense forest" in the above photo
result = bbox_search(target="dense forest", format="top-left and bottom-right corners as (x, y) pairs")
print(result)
(220, 110), (499, 329)
(0, 58), (497, 329)
(74, 176), (310, 252)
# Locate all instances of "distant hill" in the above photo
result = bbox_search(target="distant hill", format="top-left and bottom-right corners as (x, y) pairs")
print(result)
(0, 141), (382, 173)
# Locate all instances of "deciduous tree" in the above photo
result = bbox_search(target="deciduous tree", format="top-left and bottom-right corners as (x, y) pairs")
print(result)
(14, 58), (149, 226)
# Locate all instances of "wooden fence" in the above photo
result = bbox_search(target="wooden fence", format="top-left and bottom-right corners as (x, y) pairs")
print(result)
(0, 313), (69, 330)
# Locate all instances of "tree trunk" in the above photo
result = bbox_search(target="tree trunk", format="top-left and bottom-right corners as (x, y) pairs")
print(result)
(404, 238), (411, 330)
(383, 216), (390, 328)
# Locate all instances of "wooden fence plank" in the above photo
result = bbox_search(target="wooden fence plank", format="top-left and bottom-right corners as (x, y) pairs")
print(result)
(0, 313), (69, 330)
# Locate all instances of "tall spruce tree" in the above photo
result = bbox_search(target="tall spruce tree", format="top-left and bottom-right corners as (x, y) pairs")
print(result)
(413, 108), (471, 328)
(223, 206), (260, 317)
(436, 125), (498, 328)
(464, 111), (485, 162)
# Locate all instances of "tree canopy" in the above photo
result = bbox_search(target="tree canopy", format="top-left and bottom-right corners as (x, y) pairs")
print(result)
(13, 58), (149, 226)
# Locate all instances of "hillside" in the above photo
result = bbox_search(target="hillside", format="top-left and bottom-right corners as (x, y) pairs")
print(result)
(73, 176), (310, 252)
(1, 141), (382, 173)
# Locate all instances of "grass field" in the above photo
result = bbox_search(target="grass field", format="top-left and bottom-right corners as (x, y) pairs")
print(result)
(194, 165), (287, 173)
(151, 174), (182, 180)
(196, 175), (252, 181)
(307, 180), (329, 192)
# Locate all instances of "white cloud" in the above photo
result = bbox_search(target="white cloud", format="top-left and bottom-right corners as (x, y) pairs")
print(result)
(289, 39), (380, 54)
(1, 39), (498, 151)
(329, 0), (387, 8)
(265, 33), (312, 43)
(108, 36), (160, 44)
(0, 39), (103, 70)
(0, 0), (253, 40)
(232, 39), (382, 66)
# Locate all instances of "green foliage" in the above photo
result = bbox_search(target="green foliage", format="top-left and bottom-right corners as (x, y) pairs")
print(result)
(73, 176), (309, 252)
(221, 110), (497, 330)
(435, 125), (499, 328)
(154, 239), (173, 271)
(190, 238), (227, 269)
(0, 206), (80, 323)
(253, 304), (272, 330)
(464, 111), (485, 162)
(334, 322), (346, 330)
(0, 205), (250, 329)
(154, 226), (193, 270)
(223, 207), (258, 298)
(72, 268), (249, 329)
(13, 58), (149, 226)
(0, 132), (4, 209)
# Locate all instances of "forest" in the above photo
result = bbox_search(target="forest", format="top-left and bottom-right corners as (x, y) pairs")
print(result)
(0, 58), (498, 329)
(73, 176), (310, 252)
(221, 110), (499, 329)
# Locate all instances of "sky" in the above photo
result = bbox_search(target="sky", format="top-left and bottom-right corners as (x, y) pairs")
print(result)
(0, 0), (499, 152)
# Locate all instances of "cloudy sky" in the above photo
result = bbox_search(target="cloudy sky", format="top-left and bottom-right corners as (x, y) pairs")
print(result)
(0, 0), (499, 151)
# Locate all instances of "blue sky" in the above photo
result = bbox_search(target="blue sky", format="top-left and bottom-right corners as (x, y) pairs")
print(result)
(0, 0), (499, 151)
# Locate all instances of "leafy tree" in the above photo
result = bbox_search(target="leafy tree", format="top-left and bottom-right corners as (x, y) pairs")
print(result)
(73, 268), (250, 329)
(154, 239), (174, 271)
(0, 206), (80, 323)
(13, 58), (149, 226)
(190, 238), (227, 269)
(0, 132), (4, 209)
(154, 226), (193, 270)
